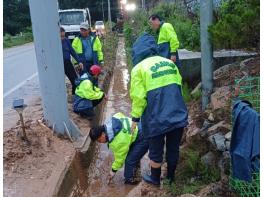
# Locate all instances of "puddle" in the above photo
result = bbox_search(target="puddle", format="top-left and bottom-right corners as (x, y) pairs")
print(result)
(59, 37), (149, 197)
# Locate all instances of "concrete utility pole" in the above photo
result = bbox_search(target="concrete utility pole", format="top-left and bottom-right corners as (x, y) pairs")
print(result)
(108, 0), (112, 30)
(141, 0), (145, 9)
(102, 0), (105, 22)
(28, 0), (82, 139)
(200, 0), (213, 111)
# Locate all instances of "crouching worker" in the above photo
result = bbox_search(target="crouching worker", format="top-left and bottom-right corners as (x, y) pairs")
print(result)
(73, 65), (105, 118)
(89, 112), (149, 185)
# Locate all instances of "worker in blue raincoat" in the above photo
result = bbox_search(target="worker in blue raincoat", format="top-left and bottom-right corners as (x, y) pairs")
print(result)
(130, 33), (188, 185)
(149, 14), (182, 68)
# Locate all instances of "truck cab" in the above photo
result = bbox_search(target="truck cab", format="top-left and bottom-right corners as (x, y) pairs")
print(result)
(59, 8), (91, 41)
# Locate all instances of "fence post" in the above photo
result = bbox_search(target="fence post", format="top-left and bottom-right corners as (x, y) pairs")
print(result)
(200, 0), (213, 111)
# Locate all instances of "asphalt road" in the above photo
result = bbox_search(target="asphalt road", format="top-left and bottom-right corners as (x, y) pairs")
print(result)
(3, 43), (40, 112)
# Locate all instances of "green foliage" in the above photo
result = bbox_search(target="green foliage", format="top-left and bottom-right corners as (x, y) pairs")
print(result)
(165, 149), (221, 195)
(103, 30), (118, 64)
(181, 182), (204, 194)
(182, 82), (202, 103)
(149, 3), (200, 51)
(3, 0), (31, 35)
(4, 28), (33, 48)
(209, 0), (259, 50)
(182, 83), (192, 103)
(192, 88), (202, 101)
(4, 0), (119, 36)
(123, 3), (200, 52)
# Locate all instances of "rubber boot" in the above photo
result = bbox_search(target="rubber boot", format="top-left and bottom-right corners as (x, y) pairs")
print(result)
(166, 164), (176, 184)
(124, 178), (139, 185)
(143, 167), (161, 186)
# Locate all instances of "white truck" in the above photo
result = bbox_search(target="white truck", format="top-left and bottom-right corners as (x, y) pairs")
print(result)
(59, 8), (91, 41)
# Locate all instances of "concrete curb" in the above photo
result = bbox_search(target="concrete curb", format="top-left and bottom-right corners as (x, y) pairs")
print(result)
(52, 58), (114, 197)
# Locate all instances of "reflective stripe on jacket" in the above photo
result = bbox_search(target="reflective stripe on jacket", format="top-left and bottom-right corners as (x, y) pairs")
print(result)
(106, 112), (139, 171)
(72, 35), (103, 64)
(75, 77), (104, 100)
(158, 22), (179, 59)
(130, 55), (188, 138)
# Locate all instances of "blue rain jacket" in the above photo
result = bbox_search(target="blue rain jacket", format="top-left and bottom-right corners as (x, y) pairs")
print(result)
(230, 99), (260, 182)
(130, 33), (188, 138)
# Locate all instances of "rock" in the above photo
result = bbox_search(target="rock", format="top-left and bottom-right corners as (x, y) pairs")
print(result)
(207, 121), (231, 136)
(179, 194), (197, 197)
(223, 151), (230, 160)
(208, 135), (215, 146)
(224, 132), (232, 141)
(201, 151), (216, 166)
(140, 181), (170, 197)
(197, 182), (223, 197)
(218, 152), (231, 176)
(202, 120), (213, 131)
(225, 141), (231, 150)
(213, 61), (247, 87)
(208, 133), (226, 152)
(211, 86), (231, 110)
(240, 58), (254, 72)
(208, 113), (215, 122)
(200, 120), (213, 137)
(186, 127), (201, 142)
(214, 64), (230, 75)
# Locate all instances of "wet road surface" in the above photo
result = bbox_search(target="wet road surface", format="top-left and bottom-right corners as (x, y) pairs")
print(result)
(3, 43), (40, 130)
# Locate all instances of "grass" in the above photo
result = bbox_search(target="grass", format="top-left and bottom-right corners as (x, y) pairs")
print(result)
(102, 29), (118, 65)
(182, 83), (192, 103)
(182, 83), (202, 103)
(164, 149), (221, 195)
(4, 32), (33, 48)
(192, 88), (202, 101)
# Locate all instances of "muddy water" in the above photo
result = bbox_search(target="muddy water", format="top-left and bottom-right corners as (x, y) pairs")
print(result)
(66, 37), (148, 197)
(83, 37), (135, 197)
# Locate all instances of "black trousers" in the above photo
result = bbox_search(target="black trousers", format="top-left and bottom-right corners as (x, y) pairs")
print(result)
(92, 94), (104, 107)
(174, 51), (181, 69)
(64, 60), (78, 95)
(78, 95), (104, 118)
(148, 128), (184, 167)
(79, 60), (93, 76)
(124, 130), (149, 180)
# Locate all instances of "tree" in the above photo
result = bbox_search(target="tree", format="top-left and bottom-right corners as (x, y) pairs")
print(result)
(210, 0), (260, 50)
(3, 0), (31, 35)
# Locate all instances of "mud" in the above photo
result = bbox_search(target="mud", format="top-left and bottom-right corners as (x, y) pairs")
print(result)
(3, 119), (75, 197)
(3, 32), (118, 197)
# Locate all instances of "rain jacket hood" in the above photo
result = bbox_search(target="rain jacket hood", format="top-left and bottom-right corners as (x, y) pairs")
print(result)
(132, 33), (158, 66)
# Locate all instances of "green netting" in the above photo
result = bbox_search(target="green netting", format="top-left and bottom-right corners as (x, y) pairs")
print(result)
(234, 76), (260, 112)
(229, 76), (260, 196)
(229, 172), (260, 197)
